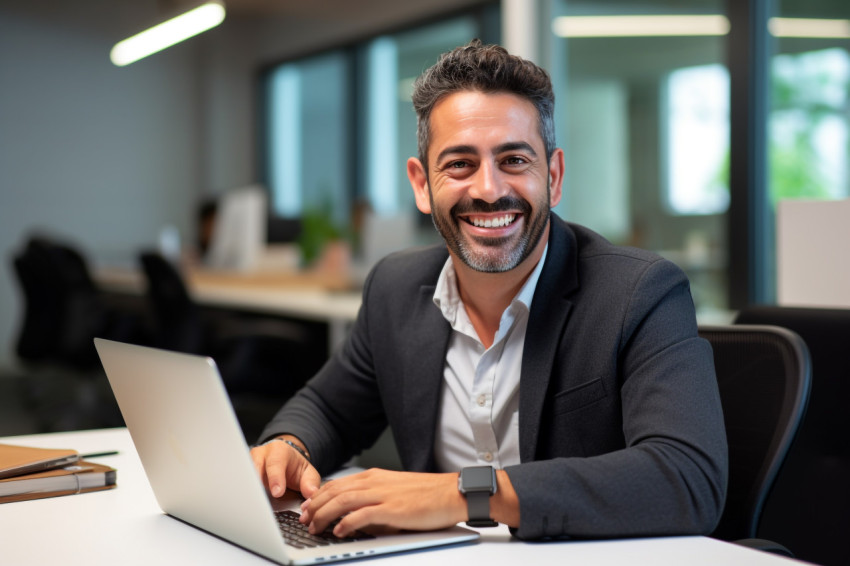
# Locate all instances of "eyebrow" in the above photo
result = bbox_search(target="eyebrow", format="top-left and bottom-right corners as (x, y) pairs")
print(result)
(435, 141), (538, 165)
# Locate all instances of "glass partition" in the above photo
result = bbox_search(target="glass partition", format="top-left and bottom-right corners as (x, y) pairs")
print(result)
(550, 0), (729, 318)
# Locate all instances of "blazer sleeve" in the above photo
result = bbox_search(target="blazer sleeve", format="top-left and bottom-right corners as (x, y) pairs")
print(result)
(505, 259), (728, 540)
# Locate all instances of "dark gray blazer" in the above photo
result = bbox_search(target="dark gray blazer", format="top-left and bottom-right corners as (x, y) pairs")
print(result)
(261, 214), (727, 540)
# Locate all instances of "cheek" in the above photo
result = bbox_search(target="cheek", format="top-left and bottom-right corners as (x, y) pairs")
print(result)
(428, 179), (462, 208)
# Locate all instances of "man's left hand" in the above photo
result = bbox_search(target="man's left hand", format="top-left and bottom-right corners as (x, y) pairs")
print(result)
(298, 469), (467, 537)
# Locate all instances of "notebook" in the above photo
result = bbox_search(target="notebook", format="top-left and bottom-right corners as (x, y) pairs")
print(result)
(93, 338), (479, 565)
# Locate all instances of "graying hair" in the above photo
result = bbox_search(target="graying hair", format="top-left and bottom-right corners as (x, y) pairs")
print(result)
(411, 39), (556, 170)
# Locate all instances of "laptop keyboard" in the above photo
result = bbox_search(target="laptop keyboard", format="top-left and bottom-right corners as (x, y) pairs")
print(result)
(275, 510), (375, 548)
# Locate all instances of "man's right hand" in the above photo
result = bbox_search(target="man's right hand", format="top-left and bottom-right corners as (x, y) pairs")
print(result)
(250, 436), (322, 499)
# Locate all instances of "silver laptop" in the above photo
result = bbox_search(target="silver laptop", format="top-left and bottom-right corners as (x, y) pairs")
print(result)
(94, 338), (479, 565)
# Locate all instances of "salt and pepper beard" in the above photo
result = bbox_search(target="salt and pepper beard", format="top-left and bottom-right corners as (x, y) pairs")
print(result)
(428, 186), (551, 273)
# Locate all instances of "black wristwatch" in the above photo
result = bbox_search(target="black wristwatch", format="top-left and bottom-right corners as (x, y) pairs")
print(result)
(458, 465), (498, 527)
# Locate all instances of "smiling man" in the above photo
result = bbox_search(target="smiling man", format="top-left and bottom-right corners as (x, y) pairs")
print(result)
(252, 40), (727, 541)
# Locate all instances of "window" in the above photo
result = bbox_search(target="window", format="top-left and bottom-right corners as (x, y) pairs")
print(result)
(769, 47), (849, 205)
(551, 0), (729, 317)
(665, 64), (730, 216)
(263, 9), (496, 253)
(266, 50), (352, 228)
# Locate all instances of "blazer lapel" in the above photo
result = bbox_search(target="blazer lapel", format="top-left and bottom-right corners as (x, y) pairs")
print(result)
(519, 216), (579, 462)
(400, 283), (451, 471)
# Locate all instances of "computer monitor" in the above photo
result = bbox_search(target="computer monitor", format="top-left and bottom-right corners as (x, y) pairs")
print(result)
(205, 185), (267, 272)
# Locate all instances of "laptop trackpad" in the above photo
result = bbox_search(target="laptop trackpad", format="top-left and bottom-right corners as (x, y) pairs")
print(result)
(267, 489), (304, 513)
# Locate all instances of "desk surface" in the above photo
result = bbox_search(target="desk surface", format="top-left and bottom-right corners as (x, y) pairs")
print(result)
(0, 428), (808, 566)
(97, 266), (362, 350)
(97, 266), (363, 324)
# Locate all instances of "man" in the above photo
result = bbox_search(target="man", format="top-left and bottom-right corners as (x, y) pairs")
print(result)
(251, 40), (727, 541)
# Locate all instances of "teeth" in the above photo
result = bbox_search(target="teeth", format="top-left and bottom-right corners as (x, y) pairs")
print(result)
(471, 214), (516, 228)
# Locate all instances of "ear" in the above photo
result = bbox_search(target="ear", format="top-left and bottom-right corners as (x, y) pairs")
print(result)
(407, 157), (432, 214)
(548, 148), (564, 208)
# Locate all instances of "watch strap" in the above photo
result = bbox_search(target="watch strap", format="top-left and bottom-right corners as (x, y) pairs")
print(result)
(466, 490), (498, 527)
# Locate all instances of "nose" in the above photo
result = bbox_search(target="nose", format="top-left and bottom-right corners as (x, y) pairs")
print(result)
(468, 160), (510, 203)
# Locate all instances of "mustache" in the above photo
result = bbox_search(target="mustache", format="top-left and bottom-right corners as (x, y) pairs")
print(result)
(451, 197), (531, 216)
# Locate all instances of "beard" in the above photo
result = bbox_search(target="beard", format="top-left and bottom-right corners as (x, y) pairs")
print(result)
(429, 191), (550, 273)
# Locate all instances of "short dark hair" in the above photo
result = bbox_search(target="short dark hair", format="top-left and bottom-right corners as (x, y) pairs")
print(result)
(411, 39), (556, 168)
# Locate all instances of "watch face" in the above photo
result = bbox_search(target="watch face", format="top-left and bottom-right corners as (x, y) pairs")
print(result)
(462, 466), (495, 491)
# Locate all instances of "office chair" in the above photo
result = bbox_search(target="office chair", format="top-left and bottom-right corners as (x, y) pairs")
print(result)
(139, 251), (207, 354)
(12, 238), (64, 363)
(735, 306), (850, 566)
(10, 235), (140, 430)
(13, 235), (142, 368)
(699, 325), (811, 555)
(137, 251), (327, 440)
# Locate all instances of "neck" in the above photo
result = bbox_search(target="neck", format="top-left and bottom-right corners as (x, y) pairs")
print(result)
(452, 225), (548, 348)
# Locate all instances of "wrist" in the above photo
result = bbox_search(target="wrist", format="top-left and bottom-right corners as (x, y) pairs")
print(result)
(263, 435), (311, 462)
(458, 466), (498, 527)
(491, 470), (520, 528)
(449, 473), (468, 525)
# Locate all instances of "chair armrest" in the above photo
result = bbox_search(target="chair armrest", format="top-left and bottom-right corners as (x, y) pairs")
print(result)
(734, 538), (794, 557)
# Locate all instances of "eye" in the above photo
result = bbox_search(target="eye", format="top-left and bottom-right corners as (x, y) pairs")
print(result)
(503, 156), (529, 166)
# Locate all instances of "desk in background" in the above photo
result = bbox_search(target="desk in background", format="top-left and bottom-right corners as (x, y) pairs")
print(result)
(96, 265), (362, 352)
(0, 428), (809, 566)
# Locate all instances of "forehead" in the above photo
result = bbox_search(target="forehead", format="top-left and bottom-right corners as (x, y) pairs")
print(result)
(428, 91), (542, 156)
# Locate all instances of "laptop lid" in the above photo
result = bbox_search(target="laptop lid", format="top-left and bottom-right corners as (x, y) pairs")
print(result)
(94, 338), (479, 565)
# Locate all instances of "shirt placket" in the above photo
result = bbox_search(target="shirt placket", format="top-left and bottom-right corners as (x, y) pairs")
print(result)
(469, 345), (500, 467)
(468, 307), (516, 468)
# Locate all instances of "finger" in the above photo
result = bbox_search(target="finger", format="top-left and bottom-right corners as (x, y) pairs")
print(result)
(333, 506), (379, 538)
(249, 447), (267, 485)
(264, 444), (294, 497)
(299, 463), (322, 499)
(308, 487), (383, 535)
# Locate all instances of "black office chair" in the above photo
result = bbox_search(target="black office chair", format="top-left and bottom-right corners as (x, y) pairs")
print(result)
(12, 238), (64, 364)
(13, 236), (142, 369)
(699, 325), (811, 555)
(137, 251), (327, 440)
(10, 235), (141, 430)
(735, 306), (850, 566)
(139, 251), (207, 354)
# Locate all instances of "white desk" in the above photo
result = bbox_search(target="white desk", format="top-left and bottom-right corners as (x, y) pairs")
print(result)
(97, 267), (362, 351)
(0, 428), (809, 566)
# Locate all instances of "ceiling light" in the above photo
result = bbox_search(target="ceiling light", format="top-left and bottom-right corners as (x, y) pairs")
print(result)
(552, 14), (850, 39)
(769, 17), (850, 39)
(110, 0), (226, 67)
(551, 15), (731, 37)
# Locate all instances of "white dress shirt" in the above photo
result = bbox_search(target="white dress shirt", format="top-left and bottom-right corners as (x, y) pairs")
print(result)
(431, 246), (548, 472)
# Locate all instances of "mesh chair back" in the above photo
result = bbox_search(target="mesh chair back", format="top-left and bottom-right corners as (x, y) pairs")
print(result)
(12, 236), (109, 368)
(699, 325), (811, 542)
(735, 307), (850, 566)
(139, 251), (205, 354)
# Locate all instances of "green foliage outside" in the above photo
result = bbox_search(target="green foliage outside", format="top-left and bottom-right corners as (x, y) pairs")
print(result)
(712, 48), (849, 208)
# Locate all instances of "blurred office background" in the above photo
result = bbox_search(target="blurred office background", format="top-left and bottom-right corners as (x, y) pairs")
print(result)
(1, 0), (848, 433)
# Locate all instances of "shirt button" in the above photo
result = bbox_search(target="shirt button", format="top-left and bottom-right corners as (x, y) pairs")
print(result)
(477, 394), (487, 407)
(483, 452), (494, 462)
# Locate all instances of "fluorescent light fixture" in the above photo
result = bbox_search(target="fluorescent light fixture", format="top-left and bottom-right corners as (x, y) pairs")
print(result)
(769, 17), (850, 39)
(110, 0), (226, 67)
(552, 14), (850, 39)
(552, 15), (731, 37)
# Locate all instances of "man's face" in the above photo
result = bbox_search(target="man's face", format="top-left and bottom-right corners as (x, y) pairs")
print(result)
(408, 91), (563, 273)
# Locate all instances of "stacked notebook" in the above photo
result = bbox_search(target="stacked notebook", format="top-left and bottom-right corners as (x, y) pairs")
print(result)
(0, 443), (116, 504)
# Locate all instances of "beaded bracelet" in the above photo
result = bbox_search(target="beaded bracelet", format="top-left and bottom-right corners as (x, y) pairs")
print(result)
(262, 437), (310, 462)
